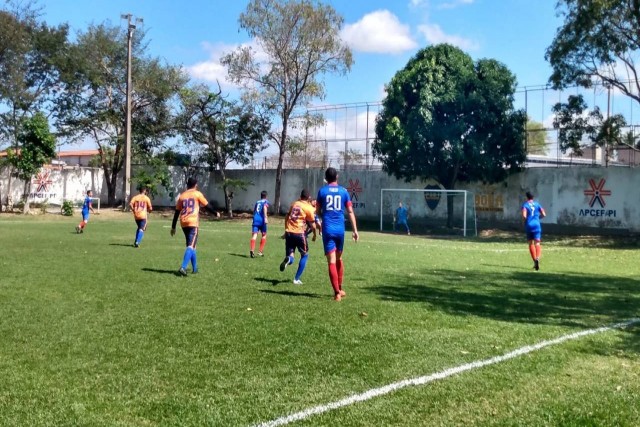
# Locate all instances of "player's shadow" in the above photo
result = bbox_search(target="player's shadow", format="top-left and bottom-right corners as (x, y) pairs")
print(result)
(254, 277), (289, 286)
(109, 243), (135, 247)
(260, 289), (322, 299)
(229, 253), (250, 258)
(141, 267), (183, 276)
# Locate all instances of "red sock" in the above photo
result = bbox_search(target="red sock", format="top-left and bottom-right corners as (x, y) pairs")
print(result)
(259, 236), (266, 252)
(328, 263), (340, 294)
(535, 244), (542, 259)
(336, 258), (344, 287)
(528, 244), (536, 260)
(250, 239), (256, 251)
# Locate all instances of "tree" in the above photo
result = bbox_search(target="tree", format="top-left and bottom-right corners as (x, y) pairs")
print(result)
(0, 3), (68, 208)
(222, 0), (353, 213)
(374, 44), (527, 226)
(54, 23), (187, 206)
(131, 154), (172, 200)
(338, 148), (364, 169)
(176, 84), (270, 217)
(526, 119), (549, 155)
(6, 112), (56, 213)
(552, 94), (627, 164)
(546, 0), (640, 104)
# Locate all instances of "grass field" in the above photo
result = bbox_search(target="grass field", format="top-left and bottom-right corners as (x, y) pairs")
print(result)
(1, 212), (639, 426)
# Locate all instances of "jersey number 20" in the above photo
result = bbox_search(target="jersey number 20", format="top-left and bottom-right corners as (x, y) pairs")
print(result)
(325, 195), (342, 211)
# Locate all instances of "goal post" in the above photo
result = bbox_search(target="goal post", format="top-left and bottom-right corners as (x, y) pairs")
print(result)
(380, 188), (477, 237)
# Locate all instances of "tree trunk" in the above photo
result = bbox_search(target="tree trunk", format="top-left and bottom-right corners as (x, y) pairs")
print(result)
(5, 167), (13, 213)
(106, 170), (118, 207)
(446, 192), (454, 229)
(22, 180), (31, 214)
(274, 143), (286, 214)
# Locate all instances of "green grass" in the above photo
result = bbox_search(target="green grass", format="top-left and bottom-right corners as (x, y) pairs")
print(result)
(0, 213), (639, 426)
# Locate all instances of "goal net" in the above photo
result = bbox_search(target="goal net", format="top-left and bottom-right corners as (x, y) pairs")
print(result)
(380, 188), (477, 237)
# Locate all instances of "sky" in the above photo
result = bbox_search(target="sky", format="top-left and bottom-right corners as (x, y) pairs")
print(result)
(35, 0), (567, 155)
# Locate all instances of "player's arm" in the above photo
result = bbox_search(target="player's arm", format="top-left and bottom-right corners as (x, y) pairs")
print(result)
(171, 207), (180, 236)
(521, 207), (528, 223)
(263, 204), (269, 224)
(147, 198), (153, 213)
(89, 201), (96, 214)
(540, 207), (546, 219)
(198, 195), (217, 215)
(305, 207), (317, 241)
(346, 203), (359, 242)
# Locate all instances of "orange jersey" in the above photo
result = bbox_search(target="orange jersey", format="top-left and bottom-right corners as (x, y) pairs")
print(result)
(285, 200), (316, 234)
(175, 188), (209, 228)
(130, 194), (152, 220)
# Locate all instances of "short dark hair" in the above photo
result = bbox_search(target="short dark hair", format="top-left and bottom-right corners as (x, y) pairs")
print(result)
(300, 188), (310, 200)
(526, 191), (534, 200)
(86, 190), (92, 195)
(187, 177), (198, 189)
(261, 190), (268, 199)
(325, 167), (338, 183)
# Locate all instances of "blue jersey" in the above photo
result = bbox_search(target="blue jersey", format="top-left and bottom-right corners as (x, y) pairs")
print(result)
(252, 199), (269, 225)
(522, 200), (543, 230)
(317, 184), (352, 236)
(396, 206), (408, 222)
(82, 196), (92, 214)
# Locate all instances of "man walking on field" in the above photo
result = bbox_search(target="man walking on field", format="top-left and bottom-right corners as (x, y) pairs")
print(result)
(76, 190), (95, 234)
(316, 167), (359, 301)
(280, 189), (317, 285)
(250, 190), (270, 258)
(129, 186), (153, 248)
(522, 191), (546, 271)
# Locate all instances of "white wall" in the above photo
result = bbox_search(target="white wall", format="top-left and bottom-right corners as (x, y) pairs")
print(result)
(2, 164), (638, 232)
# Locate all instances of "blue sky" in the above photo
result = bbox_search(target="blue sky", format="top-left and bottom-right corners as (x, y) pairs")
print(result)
(39, 0), (567, 156)
(41, 0), (562, 104)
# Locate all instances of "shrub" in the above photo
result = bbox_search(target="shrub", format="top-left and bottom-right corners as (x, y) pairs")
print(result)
(61, 200), (74, 216)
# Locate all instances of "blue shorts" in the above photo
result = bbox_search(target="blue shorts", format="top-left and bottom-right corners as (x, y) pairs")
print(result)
(322, 233), (344, 254)
(252, 223), (267, 234)
(526, 227), (541, 241)
(135, 219), (147, 230)
(182, 226), (199, 248)
(82, 210), (90, 222)
(285, 232), (308, 256)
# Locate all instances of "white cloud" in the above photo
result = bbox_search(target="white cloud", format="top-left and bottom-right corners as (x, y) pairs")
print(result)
(417, 23), (479, 51)
(437, 0), (474, 10)
(341, 10), (417, 54)
(409, 0), (428, 6)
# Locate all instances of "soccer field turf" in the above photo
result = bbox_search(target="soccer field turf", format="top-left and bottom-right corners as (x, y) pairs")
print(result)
(1, 213), (639, 426)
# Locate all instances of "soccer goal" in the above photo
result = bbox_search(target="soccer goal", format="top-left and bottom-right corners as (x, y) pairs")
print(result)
(380, 188), (477, 237)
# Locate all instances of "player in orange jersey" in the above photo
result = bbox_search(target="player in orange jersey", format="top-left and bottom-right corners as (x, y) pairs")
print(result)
(170, 177), (216, 276)
(129, 186), (153, 248)
(279, 189), (317, 285)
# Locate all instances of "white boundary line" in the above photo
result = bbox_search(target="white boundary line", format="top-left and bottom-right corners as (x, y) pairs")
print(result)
(253, 318), (639, 427)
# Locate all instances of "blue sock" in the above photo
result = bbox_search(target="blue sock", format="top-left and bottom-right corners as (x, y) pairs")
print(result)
(191, 250), (198, 272)
(288, 255), (294, 265)
(181, 247), (193, 270)
(295, 254), (308, 281)
(136, 229), (144, 244)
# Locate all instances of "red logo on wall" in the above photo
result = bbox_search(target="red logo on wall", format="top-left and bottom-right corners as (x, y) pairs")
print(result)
(33, 170), (53, 193)
(584, 178), (611, 208)
(346, 179), (363, 202)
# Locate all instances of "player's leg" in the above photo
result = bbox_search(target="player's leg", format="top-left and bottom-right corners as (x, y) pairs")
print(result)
(280, 233), (295, 271)
(323, 234), (341, 300)
(179, 227), (196, 275)
(135, 219), (146, 247)
(78, 212), (89, 233)
(250, 226), (258, 257)
(293, 235), (309, 284)
(334, 234), (346, 296)
(533, 229), (542, 270)
(258, 225), (267, 255)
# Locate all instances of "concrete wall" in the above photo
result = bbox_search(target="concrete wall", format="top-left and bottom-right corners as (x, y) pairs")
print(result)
(2, 164), (638, 232)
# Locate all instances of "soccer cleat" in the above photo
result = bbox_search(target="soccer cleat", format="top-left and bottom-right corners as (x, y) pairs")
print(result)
(279, 258), (288, 272)
(75, 225), (80, 234)
(534, 258), (540, 271)
(293, 279), (303, 285)
(178, 267), (188, 276)
(250, 251), (255, 258)
(333, 293), (342, 302)
(134, 242), (139, 248)
(192, 269), (198, 274)
(80, 228), (83, 234)
(257, 252), (264, 257)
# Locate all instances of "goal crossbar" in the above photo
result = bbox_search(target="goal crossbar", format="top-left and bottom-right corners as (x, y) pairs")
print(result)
(380, 188), (472, 237)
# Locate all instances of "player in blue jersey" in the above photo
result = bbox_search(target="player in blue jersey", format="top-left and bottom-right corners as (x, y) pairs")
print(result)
(75, 190), (96, 233)
(394, 201), (410, 235)
(316, 167), (359, 301)
(522, 191), (546, 271)
(250, 190), (270, 258)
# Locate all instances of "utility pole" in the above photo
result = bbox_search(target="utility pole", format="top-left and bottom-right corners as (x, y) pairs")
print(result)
(121, 13), (143, 210)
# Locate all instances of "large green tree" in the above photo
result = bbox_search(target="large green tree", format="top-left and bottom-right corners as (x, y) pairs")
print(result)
(54, 23), (187, 206)
(176, 84), (270, 217)
(546, 0), (640, 103)
(6, 111), (56, 213)
(222, 0), (353, 213)
(374, 44), (527, 225)
(526, 119), (549, 155)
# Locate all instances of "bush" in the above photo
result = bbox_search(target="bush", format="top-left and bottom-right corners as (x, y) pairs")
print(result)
(61, 200), (74, 216)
